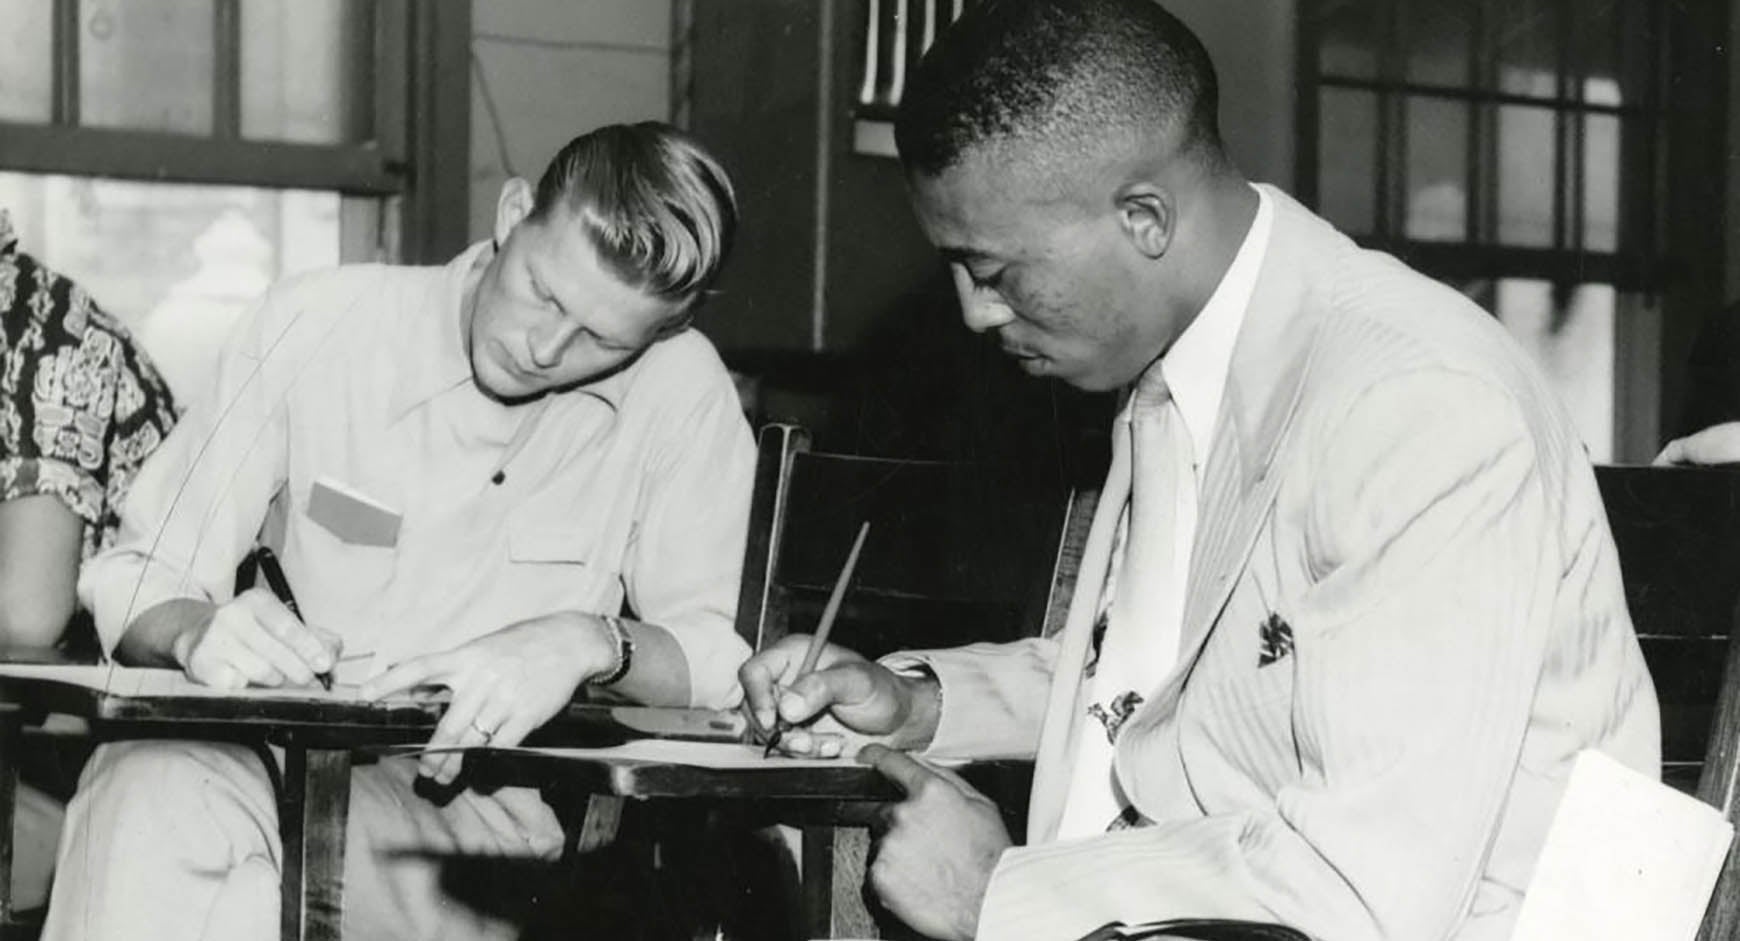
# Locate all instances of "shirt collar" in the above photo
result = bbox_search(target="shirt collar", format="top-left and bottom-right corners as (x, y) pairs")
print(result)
(389, 241), (488, 420)
(390, 240), (638, 420)
(1134, 184), (1273, 467)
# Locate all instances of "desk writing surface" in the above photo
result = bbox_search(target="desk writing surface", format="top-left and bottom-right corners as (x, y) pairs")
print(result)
(0, 663), (749, 745)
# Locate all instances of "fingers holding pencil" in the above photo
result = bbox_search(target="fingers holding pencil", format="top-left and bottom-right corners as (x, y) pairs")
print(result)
(762, 522), (870, 755)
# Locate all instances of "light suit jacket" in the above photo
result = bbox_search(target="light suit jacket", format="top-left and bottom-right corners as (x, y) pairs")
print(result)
(896, 187), (1660, 941)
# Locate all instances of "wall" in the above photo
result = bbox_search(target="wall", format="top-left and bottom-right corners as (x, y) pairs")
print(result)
(467, 1), (673, 241)
(1166, 0), (1297, 190)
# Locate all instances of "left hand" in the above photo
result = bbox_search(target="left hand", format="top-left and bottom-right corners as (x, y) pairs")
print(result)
(361, 611), (617, 785)
(1655, 421), (1740, 466)
(859, 743), (1011, 941)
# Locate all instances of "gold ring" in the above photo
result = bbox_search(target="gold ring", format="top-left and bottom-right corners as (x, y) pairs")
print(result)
(470, 721), (494, 743)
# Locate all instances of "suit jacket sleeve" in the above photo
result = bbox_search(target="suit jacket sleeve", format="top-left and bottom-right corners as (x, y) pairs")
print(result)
(882, 636), (1060, 760)
(977, 369), (1576, 941)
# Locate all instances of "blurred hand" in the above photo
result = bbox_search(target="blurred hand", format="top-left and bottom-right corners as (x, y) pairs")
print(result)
(360, 611), (616, 785)
(1655, 421), (1740, 466)
(737, 633), (937, 757)
(171, 587), (339, 689)
(860, 744), (1009, 941)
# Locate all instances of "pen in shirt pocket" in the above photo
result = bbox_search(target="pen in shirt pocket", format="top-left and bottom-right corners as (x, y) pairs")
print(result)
(253, 546), (336, 691)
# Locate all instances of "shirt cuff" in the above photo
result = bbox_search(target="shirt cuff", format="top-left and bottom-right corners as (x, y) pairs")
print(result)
(879, 648), (1041, 760)
(77, 553), (205, 657)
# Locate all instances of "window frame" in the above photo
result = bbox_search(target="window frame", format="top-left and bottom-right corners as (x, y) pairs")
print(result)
(0, 0), (471, 263)
(1293, 0), (1729, 460)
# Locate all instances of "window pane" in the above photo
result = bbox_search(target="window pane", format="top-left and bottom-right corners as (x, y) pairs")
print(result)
(1318, 88), (1378, 236)
(1492, 0), (1560, 99)
(1574, 0), (1622, 105)
(241, 0), (369, 144)
(0, 0), (54, 122)
(1493, 105), (1556, 247)
(1405, 96), (1467, 241)
(1482, 279), (1615, 462)
(80, 0), (215, 135)
(1316, 0), (1381, 79)
(1582, 114), (1619, 252)
(0, 172), (341, 404)
(1405, 0), (1471, 87)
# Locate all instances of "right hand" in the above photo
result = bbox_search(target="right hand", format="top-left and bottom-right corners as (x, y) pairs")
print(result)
(737, 633), (934, 757)
(171, 588), (341, 689)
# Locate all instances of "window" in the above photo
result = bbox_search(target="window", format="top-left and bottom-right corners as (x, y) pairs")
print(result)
(0, 173), (345, 402)
(1297, 0), (1727, 461)
(0, 0), (470, 402)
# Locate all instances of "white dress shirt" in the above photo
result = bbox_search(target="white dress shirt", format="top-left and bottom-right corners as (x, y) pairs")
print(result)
(1057, 185), (1275, 837)
(80, 243), (757, 707)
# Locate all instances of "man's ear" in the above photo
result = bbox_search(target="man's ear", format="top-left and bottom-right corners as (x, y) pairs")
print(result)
(493, 178), (536, 246)
(1114, 182), (1175, 260)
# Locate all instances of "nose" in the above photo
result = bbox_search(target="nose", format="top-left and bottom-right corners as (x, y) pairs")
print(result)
(949, 265), (1016, 335)
(528, 317), (584, 369)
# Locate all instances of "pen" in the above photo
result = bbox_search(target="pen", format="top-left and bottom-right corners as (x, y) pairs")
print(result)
(764, 521), (871, 757)
(254, 547), (333, 691)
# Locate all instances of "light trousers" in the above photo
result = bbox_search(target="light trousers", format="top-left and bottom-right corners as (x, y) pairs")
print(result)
(41, 740), (564, 941)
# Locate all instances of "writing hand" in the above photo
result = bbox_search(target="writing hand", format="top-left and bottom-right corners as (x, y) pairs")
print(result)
(171, 587), (340, 689)
(359, 611), (616, 785)
(737, 633), (934, 757)
(859, 743), (1009, 941)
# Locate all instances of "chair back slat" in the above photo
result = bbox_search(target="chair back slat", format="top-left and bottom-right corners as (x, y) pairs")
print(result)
(734, 423), (1084, 662)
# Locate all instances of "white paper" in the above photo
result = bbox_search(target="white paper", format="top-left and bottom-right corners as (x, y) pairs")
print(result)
(0, 662), (366, 701)
(1512, 748), (1734, 941)
(397, 739), (864, 769)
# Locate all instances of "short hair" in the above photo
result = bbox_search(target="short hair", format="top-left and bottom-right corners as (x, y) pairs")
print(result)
(531, 122), (738, 305)
(894, 0), (1224, 178)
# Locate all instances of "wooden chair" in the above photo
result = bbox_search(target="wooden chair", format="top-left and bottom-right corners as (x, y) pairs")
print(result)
(732, 422), (1098, 938)
(1595, 464), (1740, 940)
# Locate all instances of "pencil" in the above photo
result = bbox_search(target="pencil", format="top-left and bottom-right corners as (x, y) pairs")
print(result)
(254, 547), (334, 691)
(764, 521), (871, 756)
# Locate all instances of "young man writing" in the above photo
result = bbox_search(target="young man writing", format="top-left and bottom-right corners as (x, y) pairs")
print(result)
(55, 122), (756, 941)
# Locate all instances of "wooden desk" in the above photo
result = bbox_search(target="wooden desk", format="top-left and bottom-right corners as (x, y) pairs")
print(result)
(0, 668), (749, 941)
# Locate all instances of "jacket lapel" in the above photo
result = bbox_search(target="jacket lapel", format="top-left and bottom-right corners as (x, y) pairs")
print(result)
(1144, 186), (1339, 718)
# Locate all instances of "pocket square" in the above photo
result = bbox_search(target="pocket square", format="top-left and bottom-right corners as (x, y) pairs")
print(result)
(1257, 613), (1293, 667)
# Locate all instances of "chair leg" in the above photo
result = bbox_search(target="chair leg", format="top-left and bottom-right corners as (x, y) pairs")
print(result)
(800, 825), (877, 939)
(279, 747), (351, 941)
(573, 795), (624, 854)
(0, 709), (17, 928)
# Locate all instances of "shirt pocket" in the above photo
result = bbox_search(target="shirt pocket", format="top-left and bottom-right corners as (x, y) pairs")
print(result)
(505, 521), (618, 616)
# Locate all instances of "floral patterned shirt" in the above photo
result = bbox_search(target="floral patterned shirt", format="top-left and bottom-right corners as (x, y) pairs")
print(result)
(0, 210), (177, 560)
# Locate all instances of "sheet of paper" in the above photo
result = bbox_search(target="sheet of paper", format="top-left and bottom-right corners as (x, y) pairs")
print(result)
(1512, 748), (1734, 941)
(0, 662), (365, 701)
(391, 739), (864, 770)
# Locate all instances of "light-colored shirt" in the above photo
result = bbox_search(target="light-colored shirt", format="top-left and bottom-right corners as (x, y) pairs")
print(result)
(79, 243), (757, 708)
(1056, 184), (1274, 837)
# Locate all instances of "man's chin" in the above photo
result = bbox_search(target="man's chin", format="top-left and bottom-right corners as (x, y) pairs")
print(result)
(474, 360), (542, 403)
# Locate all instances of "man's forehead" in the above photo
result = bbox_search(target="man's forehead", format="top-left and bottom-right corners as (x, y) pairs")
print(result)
(909, 153), (1094, 260)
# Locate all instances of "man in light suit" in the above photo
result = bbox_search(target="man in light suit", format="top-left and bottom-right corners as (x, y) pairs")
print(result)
(738, 1), (1660, 939)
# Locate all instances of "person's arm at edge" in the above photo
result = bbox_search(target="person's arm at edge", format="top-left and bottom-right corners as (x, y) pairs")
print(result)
(0, 495), (83, 647)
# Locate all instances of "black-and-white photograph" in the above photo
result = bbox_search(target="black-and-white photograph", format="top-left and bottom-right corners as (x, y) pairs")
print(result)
(0, 1), (1734, 939)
